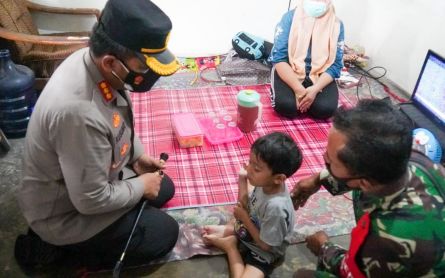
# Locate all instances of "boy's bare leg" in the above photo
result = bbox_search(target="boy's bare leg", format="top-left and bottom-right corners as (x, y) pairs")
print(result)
(243, 265), (265, 278)
(203, 235), (245, 278)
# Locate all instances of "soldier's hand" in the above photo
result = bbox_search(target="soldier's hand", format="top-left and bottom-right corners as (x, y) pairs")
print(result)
(290, 173), (321, 210)
(306, 231), (329, 256)
(139, 172), (163, 200)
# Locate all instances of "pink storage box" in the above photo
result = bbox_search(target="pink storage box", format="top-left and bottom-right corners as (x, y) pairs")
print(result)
(172, 113), (204, 148)
(199, 118), (243, 145)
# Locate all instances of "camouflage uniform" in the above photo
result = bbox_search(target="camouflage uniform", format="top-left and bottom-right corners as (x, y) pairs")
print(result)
(317, 152), (445, 277)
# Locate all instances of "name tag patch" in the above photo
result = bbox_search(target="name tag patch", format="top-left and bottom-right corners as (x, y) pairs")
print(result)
(115, 121), (126, 143)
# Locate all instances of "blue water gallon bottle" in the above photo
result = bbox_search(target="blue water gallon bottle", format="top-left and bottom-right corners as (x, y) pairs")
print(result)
(0, 49), (36, 138)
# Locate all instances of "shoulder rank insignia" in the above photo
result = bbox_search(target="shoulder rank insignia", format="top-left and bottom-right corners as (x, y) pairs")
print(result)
(98, 81), (114, 102)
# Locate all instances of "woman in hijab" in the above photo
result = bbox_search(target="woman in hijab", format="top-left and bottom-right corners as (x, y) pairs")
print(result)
(268, 0), (344, 119)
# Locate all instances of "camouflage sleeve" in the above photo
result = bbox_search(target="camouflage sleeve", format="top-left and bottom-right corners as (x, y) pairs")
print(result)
(317, 241), (347, 276)
(314, 271), (339, 278)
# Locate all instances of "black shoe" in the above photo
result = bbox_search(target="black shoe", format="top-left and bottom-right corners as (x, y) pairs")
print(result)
(14, 233), (64, 268)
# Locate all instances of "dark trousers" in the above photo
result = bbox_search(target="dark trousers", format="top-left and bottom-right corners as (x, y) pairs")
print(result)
(60, 174), (178, 268)
(270, 66), (339, 119)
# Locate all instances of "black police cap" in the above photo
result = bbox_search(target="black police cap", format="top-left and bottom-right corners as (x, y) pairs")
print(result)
(99, 0), (179, 75)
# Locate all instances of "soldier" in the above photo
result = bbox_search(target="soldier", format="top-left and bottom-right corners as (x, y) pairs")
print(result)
(15, 0), (180, 271)
(291, 99), (445, 277)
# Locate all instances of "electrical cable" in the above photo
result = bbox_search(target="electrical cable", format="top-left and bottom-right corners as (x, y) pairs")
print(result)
(288, 0), (292, 11)
(199, 66), (224, 83)
(348, 66), (386, 101)
(189, 67), (199, 86)
(382, 84), (408, 103)
(348, 65), (408, 103)
(343, 194), (353, 201)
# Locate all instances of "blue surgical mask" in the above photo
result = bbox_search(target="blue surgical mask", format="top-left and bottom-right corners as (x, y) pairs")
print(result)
(303, 0), (328, 18)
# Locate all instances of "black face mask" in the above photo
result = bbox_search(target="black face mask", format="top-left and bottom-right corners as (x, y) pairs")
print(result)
(112, 59), (161, 93)
(325, 162), (365, 184)
(319, 163), (358, 195)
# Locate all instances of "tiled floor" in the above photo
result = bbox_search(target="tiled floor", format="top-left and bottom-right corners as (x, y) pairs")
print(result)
(0, 65), (407, 277)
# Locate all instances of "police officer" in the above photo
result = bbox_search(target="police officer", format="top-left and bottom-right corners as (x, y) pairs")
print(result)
(15, 0), (180, 270)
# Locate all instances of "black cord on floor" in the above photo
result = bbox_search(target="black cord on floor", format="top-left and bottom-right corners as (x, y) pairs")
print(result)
(348, 66), (387, 101)
(349, 66), (387, 81)
(349, 65), (408, 103)
(288, 0), (292, 11)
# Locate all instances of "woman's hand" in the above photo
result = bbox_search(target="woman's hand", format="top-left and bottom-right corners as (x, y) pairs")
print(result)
(132, 154), (166, 175)
(295, 91), (306, 108)
(299, 86), (319, 113)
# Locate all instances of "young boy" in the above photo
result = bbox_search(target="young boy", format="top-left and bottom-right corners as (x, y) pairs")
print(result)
(202, 132), (302, 277)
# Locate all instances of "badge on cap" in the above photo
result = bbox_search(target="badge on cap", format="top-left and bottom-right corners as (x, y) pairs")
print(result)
(98, 81), (114, 102)
(134, 75), (144, 85)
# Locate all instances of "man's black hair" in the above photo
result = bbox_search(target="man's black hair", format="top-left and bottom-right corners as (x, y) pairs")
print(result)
(251, 132), (302, 178)
(89, 22), (134, 59)
(333, 99), (413, 184)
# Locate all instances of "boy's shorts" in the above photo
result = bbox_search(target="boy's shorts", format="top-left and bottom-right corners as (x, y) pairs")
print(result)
(243, 249), (275, 277)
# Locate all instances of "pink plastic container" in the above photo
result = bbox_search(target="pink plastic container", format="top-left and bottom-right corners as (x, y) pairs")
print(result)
(199, 117), (243, 145)
(172, 113), (204, 148)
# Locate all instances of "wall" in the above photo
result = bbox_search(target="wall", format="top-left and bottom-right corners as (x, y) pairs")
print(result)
(31, 0), (290, 57)
(334, 0), (445, 93)
(31, 0), (445, 93)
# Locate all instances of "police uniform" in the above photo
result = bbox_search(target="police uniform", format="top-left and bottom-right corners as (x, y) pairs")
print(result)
(19, 47), (146, 245)
(16, 0), (180, 267)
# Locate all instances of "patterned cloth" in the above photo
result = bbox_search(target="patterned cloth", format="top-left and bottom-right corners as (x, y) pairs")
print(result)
(150, 190), (355, 266)
(83, 191), (355, 274)
(131, 84), (352, 209)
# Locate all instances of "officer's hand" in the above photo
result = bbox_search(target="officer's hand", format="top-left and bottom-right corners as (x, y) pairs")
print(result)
(139, 172), (163, 200)
(306, 231), (329, 256)
(290, 173), (321, 210)
(133, 154), (166, 175)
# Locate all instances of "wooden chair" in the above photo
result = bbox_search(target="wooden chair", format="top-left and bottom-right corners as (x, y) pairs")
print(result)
(0, 0), (100, 89)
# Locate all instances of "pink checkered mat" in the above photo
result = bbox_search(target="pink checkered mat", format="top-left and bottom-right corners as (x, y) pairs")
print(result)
(131, 84), (351, 209)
